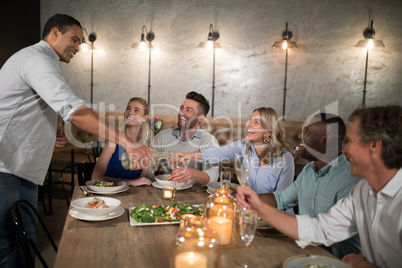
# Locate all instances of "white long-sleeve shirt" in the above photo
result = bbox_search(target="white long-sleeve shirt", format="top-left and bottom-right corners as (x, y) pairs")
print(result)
(0, 41), (85, 184)
(296, 168), (402, 268)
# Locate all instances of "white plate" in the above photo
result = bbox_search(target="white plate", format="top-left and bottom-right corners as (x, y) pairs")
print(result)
(86, 180), (127, 192)
(85, 185), (129, 194)
(128, 205), (201, 226)
(69, 206), (125, 221)
(151, 181), (193, 191)
(283, 255), (352, 268)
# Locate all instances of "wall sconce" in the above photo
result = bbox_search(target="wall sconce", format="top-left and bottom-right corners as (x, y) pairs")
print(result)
(355, 20), (385, 105)
(198, 24), (221, 116)
(81, 28), (97, 109)
(272, 22), (298, 120)
(132, 25), (155, 105)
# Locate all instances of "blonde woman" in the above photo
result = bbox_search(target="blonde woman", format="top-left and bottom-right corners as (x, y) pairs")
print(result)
(177, 107), (294, 194)
(91, 97), (152, 186)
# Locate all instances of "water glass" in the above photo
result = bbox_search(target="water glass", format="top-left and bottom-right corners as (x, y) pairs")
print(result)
(220, 171), (231, 188)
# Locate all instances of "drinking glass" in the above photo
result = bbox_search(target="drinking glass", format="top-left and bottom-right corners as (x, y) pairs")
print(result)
(220, 171), (231, 188)
(239, 209), (258, 268)
(235, 154), (250, 186)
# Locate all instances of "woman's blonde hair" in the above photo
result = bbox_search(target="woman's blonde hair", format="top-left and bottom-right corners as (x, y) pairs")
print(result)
(247, 107), (291, 164)
(123, 97), (151, 144)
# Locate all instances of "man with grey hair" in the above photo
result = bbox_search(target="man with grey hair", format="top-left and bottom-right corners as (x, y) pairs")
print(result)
(258, 113), (361, 259)
(237, 105), (402, 267)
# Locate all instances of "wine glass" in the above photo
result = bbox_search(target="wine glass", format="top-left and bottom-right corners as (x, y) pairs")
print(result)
(235, 154), (250, 186)
(239, 209), (258, 268)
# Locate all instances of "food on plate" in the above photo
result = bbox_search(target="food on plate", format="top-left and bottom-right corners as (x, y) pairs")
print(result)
(165, 175), (173, 181)
(85, 197), (110, 209)
(94, 180), (117, 187)
(130, 202), (203, 223)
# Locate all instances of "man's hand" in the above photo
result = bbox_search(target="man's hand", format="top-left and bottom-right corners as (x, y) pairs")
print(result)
(125, 146), (153, 170)
(171, 165), (192, 183)
(342, 254), (377, 268)
(55, 131), (67, 148)
(236, 186), (263, 212)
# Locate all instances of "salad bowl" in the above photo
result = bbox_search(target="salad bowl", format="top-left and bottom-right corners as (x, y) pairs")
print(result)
(86, 180), (127, 192)
(71, 197), (121, 217)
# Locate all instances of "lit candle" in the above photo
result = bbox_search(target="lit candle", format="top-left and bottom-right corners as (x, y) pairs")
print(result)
(208, 216), (232, 245)
(175, 251), (207, 268)
(162, 186), (175, 200)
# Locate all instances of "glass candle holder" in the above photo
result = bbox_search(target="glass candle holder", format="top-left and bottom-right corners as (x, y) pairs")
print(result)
(162, 186), (176, 200)
(203, 187), (238, 247)
(173, 216), (220, 268)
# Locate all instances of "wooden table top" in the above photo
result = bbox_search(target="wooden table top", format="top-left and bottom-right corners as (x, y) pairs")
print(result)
(54, 184), (335, 268)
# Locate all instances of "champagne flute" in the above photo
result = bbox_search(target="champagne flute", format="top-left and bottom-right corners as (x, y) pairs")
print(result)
(235, 154), (250, 186)
(239, 209), (258, 268)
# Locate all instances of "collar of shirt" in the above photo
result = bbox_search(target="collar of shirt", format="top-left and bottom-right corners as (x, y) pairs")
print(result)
(310, 154), (346, 177)
(374, 168), (402, 198)
(39, 40), (60, 61)
(172, 127), (202, 142)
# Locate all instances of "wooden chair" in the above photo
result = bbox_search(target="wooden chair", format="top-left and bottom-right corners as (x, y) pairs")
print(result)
(60, 162), (96, 207)
(11, 200), (58, 268)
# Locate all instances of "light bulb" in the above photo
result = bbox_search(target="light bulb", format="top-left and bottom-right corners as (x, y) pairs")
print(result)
(81, 43), (89, 52)
(282, 41), (288, 50)
(367, 39), (374, 50)
(206, 41), (214, 51)
(139, 41), (147, 51)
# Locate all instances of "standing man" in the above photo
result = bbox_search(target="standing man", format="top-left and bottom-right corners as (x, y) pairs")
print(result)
(237, 105), (402, 268)
(0, 14), (151, 267)
(258, 113), (361, 259)
(151, 91), (219, 185)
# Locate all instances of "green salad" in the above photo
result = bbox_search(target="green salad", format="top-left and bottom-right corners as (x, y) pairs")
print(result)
(130, 202), (203, 223)
(94, 181), (117, 187)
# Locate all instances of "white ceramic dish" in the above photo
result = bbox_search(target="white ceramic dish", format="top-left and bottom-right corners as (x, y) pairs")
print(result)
(155, 174), (187, 188)
(71, 197), (121, 217)
(128, 205), (201, 226)
(151, 181), (193, 191)
(69, 206), (124, 221)
(283, 254), (352, 268)
(85, 185), (129, 195)
(86, 180), (127, 192)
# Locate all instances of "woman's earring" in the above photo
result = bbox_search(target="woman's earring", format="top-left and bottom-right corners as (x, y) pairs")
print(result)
(264, 133), (270, 144)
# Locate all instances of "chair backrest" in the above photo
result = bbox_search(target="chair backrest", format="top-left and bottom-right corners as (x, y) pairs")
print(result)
(11, 200), (58, 268)
(60, 162), (96, 207)
(84, 141), (105, 162)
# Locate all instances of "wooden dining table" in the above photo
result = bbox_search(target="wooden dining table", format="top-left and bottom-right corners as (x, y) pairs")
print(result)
(54, 184), (336, 268)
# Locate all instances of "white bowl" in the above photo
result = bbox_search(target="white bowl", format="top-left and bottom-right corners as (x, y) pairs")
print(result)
(155, 174), (186, 188)
(71, 197), (121, 217)
(86, 180), (127, 192)
(207, 182), (239, 193)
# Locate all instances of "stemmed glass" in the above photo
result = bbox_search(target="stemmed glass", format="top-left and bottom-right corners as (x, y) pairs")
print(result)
(239, 209), (258, 268)
(235, 154), (250, 186)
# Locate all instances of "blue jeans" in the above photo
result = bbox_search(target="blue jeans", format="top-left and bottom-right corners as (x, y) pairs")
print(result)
(0, 172), (38, 268)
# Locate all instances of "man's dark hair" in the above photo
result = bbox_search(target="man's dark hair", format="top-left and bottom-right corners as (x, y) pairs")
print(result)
(42, 14), (82, 39)
(313, 113), (347, 142)
(186, 91), (210, 116)
(349, 105), (402, 169)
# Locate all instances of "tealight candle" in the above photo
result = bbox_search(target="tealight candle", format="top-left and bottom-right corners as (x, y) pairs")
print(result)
(162, 186), (176, 200)
(175, 251), (207, 268)
(208, 216), (233, 246)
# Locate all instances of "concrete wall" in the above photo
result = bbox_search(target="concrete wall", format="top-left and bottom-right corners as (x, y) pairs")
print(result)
(41, 0), (402, 121)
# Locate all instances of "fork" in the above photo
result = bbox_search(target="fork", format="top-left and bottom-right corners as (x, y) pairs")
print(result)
(80, 186), (90, 196)
(144, 186), (152, 195)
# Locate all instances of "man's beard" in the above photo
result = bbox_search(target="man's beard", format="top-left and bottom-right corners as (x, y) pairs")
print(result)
(177, 115), (198, 130)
